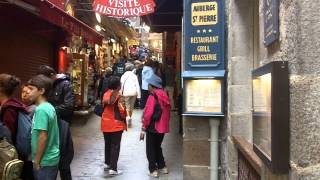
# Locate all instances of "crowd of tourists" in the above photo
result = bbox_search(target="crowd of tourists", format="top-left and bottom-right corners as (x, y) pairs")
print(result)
(0, 56), (171, 179)
(96, 56), (171, 178)
(0, 65), (74, 180)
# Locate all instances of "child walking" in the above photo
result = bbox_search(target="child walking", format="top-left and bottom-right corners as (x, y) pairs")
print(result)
(140, 74), (171, 178)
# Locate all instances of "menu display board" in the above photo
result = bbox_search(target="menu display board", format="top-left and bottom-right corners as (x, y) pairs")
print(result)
(184, 79), (223, 116)
(182, 0), (225, 117)
(252, 61), (289, 173)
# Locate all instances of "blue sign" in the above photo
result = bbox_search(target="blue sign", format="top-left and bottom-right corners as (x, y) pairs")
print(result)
(263, 0), (279, 46)
(183, 0), (225, 71)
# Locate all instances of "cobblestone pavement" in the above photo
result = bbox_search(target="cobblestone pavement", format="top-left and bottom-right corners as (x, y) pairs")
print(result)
(68, 109), (183, 180)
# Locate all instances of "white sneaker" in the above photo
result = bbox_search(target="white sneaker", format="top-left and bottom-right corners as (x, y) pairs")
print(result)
(148, 171), (159, 178)
(109, 169), (123, 176)
(104, 164), (111, 171)
(159, 167), (169, 174)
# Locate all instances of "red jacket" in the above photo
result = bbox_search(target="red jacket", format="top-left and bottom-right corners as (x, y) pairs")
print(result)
(0, 98), (28, 142)
(142, 89), (171, 133)
(101, 90), (127, 133)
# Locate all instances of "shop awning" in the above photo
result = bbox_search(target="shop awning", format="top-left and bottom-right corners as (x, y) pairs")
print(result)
(39, 0), (103, 45)
(5, 0), (103, 44)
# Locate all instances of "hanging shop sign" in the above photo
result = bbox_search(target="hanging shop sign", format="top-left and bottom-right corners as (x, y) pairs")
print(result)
(183, 0), (225, 71)
(93, 0), (156, 17)
(263, 0), (279, 46)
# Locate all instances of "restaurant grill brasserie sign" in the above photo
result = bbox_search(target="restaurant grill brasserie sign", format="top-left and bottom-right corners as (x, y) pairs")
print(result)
(93, 0), (155, 17)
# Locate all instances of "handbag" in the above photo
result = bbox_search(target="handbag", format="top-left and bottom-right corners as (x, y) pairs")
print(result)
(94, 104), (104, 117)
(114, 98), (126, 122)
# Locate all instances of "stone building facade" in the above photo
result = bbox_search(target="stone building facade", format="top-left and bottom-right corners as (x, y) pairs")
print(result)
(183, 0), (320, 179)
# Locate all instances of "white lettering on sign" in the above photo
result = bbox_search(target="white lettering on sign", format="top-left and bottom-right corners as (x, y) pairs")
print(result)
(108, 0), (141, 8)
(93, 0), (155, 17)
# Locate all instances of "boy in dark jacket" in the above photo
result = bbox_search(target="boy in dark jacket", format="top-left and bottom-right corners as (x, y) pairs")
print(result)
(37, 65), (75, 124)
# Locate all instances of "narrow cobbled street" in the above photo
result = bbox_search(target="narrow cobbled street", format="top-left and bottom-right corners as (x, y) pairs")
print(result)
(69, 110), (183, 180)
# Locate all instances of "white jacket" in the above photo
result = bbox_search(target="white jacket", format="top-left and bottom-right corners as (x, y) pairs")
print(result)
(120, 71), (141, 98)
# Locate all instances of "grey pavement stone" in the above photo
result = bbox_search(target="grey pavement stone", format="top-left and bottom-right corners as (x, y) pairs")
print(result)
(66, 110), (183, 180)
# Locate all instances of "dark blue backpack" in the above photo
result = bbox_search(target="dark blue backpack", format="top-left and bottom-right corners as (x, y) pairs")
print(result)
(15, 111), (32, 156)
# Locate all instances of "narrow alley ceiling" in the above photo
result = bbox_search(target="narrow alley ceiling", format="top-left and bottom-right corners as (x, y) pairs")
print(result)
(142, 0), (183, 32)
(74, 0), (137, 39)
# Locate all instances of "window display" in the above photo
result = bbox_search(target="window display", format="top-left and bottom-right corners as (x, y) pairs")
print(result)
(252, 73), (272, 159)
(71, 53), (89, 108)
(183, 78), (223, 116)
(252, 61), (289, 173)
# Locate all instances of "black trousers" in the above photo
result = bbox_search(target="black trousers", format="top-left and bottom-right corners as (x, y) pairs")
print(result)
(146, 132), (166, 172)
(103, 131), (123, 171)
(141, 90), (149, 108)
(59, 166), (72, 180)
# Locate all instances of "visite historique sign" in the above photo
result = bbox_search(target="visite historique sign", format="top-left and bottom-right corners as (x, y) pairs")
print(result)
(93, 0), (155, 17)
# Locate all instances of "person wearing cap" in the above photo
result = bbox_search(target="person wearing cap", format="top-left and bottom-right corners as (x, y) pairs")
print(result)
(139, 74), (171, 178)
(120, 63), (141, 126)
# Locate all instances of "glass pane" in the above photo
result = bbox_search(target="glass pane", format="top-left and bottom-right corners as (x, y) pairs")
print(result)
(252, 73), (272, 159)
(185, 79), (222, 113)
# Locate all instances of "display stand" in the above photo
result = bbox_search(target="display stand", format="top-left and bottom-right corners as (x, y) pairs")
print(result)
(71, 53), (89, 108)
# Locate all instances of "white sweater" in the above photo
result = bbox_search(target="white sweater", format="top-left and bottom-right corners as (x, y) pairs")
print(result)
(120, 71), (141, 98)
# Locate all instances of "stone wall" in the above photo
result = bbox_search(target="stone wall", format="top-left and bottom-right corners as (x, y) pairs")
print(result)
(221, 0), (255, 179)
(224, 0), (320, 179)
(287, 0), (320, 179)
(183, 117), (210, 180)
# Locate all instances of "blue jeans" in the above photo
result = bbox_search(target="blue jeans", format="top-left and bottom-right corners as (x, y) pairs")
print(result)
(33, 166), (58, 180)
